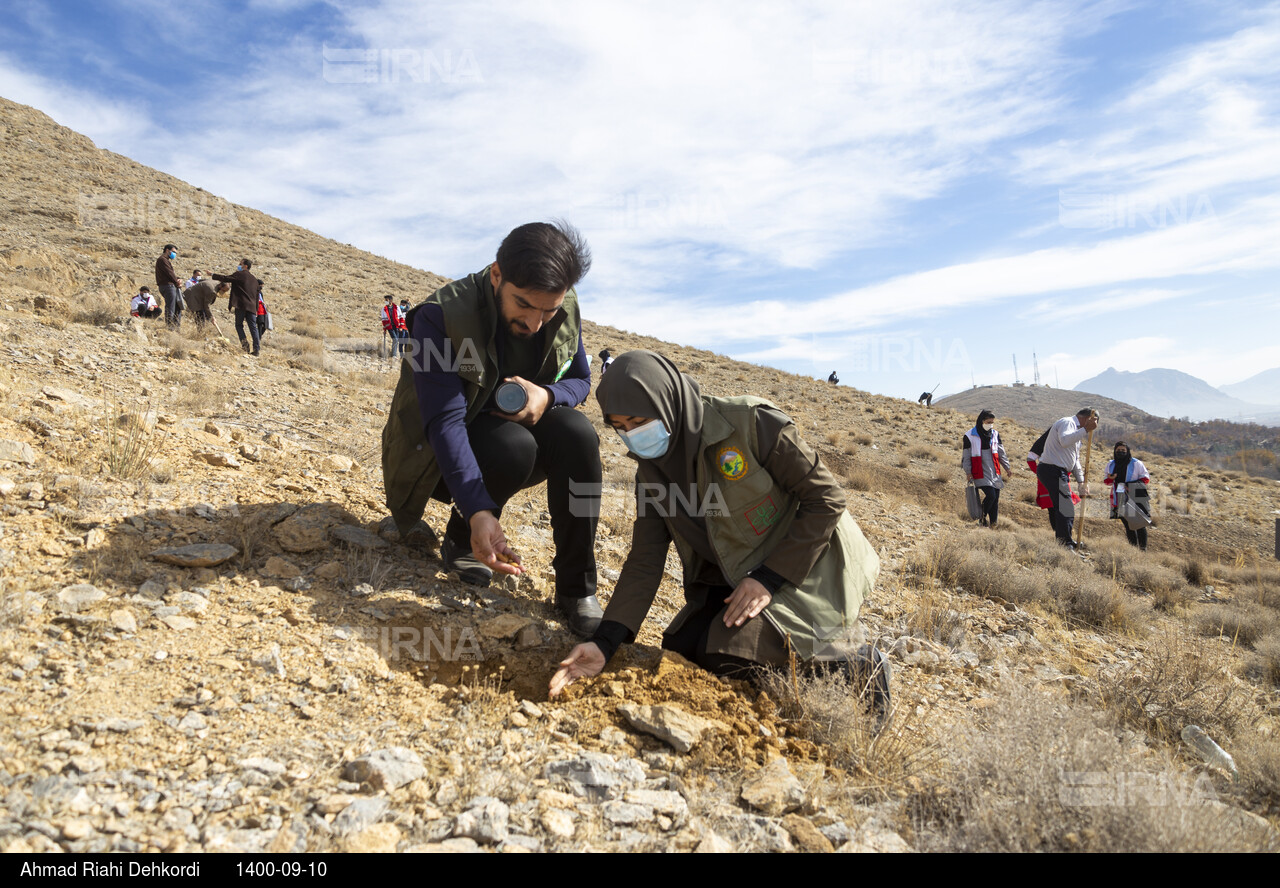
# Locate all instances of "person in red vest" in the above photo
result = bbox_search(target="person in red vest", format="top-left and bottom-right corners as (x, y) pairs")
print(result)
(960, 409), (1010, 527)
(381, 294), (408, 356)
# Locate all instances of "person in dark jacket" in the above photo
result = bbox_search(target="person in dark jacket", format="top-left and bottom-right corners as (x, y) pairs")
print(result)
(155, 244), (184, 329)
(211, 259), (263, 356)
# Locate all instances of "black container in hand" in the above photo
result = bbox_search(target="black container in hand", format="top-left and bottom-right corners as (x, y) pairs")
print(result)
(494, 381), (528, 414)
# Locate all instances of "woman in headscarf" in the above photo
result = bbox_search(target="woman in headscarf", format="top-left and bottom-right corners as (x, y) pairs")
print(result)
(1104, 441), (1152, 550)
(549, 350), (885, 703)
(960, 409), (1010, 527)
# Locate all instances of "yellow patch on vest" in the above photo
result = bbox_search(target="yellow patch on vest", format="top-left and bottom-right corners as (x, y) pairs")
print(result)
(717, 446), (747, 480)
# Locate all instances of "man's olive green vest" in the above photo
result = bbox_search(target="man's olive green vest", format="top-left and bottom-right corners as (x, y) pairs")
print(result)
(654, 396), (879, 661)
(381, 266), (581, 533)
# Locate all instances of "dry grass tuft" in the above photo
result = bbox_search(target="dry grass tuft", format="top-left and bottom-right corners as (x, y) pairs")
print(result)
(762, 667), (938, 803)
(913, 683), (1266, 852)
(907, 444), (940, 462)
(104, 407), (160, 481)
(1093, 632), (1243, 742)
(844, 468), (873, 491)
(1196, 600), (1280, 647)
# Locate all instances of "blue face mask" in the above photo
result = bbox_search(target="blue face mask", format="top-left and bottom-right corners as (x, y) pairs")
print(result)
(168, 251), (176, 259)
(616, 419), (670, 459)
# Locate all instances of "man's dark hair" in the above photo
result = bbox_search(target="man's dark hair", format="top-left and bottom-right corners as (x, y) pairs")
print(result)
(241, 258), (253, 270)
(162, 244), (176, 253)
(140, 286), (151, 293)
(1076, 406), (1096, 418)
(495, 220), (591, 293)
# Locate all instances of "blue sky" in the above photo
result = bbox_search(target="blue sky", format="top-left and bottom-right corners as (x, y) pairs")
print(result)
(3, 0), (1279, 401)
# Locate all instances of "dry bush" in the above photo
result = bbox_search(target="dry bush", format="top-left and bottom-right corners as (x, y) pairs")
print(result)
(174, 376), (234, 414)
(1093, 632), (1243, 742)
(161, 330), (191, 359)
(761, 668), (938, 803)
(895, 455), (910, 469)
(826, 431), (843, 446)
(1091, 540), (1189, 611)
(846, 432), (873, 449)
(104, 408), (160, 481)
(1182, 556), (1208, 587)
(914, 684), (1265, 852)
(71, 289), (123, 327)
(1235, 725), (1280, 809)
(1019, 487), (1038, 504)
(291, 311), (325, 339)
(907, 444), (939, 461)
(345, 545), (391, 592)
(844, 468), (873, 491)
(932, 466), (952, 484)
(1197, 600), (1280, 647)
(1257, 631), (1280, 686)
(1047, 566), (1146, 631)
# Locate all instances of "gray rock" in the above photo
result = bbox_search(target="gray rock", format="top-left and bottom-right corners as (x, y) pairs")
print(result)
(238, 757), (286, 779)
(85, 718), (144, 734)
(150, 543), (238, 568)
(172, 591), (209, 613)
(332, 525), (389, 550)
(601, 800), (651, 825)
(55, 584), (106, 613)
(159, 614), (198, 631)
(0, 439), (35, 466)
(177, 712), (207, 732)
(624, 789), (688, 820)
(334, 797), (390, 836)
(344, 747), (426, 792)
(545, 751), (646, 801)
(837, 826), (911, 853)
(740, 758), (806, 816)
(452, 797), (509, 845)
(29, 776), (92, 814)
(617, 702), (725, 753)
(137, 578), (167, 600)
(254, 644), (286, 677)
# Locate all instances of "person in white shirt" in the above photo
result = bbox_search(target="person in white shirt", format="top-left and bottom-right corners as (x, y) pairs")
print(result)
(1035, 407), (1099, 548)
(131, 287), (161, 319)
(960, 409), (1011, 527)
(185, 269), (203, 290)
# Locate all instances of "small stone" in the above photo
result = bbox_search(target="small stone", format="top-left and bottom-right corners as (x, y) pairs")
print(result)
(315, 794), (357, 815)
(696, 830), (734, 853)
(452, 797), (509, 845)
(254, 643), (286, 677)
(204, 421), (230, 439)
(199, 451), (241, 468)
(56, 584), (106, 613)
(322, 454), (356, 473)
(138, 577), (167, 599)
(160, 615), (198, 631)
(263, 556), (302, 579)
(837, 827), (911, 853)
(624, 789), (688, 819)
(61, 819), (92, 840)
(332, 524), (388, 550)
(346, 822), (400, 853)
(601, 800), (650, 825)
(617, 702), (725, 754)
(109, 609), (137, 634)
(150, 543), (238, 567)
(334, 797), (391, 836)
(344, 747), (426, 792)
(740, 757), (806, 816)
(515, 624), (541, 649)
(177, 712), (207, 732)
(539, 808), (575, 838)
(781, 814), (835, 853)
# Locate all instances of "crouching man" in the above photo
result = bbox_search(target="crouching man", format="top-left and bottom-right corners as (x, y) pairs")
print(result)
(381, 221), (603, 635)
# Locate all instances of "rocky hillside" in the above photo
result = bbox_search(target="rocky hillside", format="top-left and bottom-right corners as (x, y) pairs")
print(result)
(1, 95), (1278, 854)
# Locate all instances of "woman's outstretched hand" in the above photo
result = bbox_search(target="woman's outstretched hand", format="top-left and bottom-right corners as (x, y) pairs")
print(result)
(549, 642), (606, 698)
(723, 577), (772, 627)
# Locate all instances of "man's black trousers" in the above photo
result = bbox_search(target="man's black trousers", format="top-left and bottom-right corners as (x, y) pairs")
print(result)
(1036, 462), (1075, 546)
(445, 407), (600, 599)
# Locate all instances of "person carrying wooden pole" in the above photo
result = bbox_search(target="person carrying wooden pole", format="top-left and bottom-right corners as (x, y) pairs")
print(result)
(1035, 407), (1099, 552)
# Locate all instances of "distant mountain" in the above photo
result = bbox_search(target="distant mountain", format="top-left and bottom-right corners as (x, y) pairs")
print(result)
(1074, 367), (1276, 422)
(1219, 368), (1280, 407)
